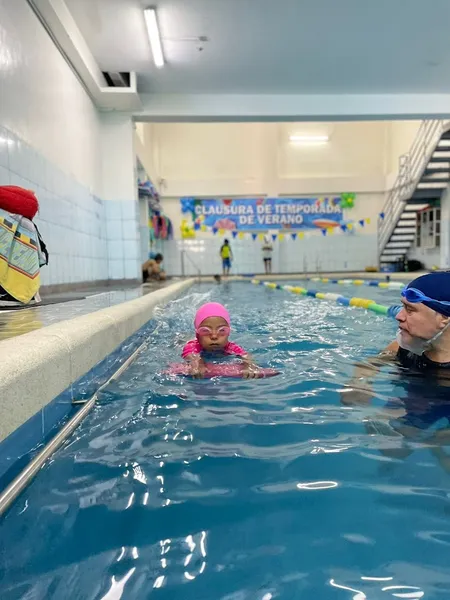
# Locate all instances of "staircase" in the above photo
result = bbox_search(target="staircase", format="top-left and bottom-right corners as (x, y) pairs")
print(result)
(378, 120), (450, 269)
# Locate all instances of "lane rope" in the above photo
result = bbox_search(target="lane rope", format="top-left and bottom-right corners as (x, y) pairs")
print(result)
(250, 279), (401, 317)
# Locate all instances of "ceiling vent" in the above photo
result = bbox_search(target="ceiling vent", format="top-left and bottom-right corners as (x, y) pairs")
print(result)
(103, 72), (131, 88)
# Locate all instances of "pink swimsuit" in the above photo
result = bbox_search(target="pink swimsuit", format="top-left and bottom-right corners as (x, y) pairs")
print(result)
(182, 339), (247, 359)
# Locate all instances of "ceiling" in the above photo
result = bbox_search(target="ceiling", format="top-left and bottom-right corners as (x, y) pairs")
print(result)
(66, 0), (450, 95)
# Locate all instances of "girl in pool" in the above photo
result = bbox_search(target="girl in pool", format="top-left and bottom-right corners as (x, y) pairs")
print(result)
(182, 302), (259, 378)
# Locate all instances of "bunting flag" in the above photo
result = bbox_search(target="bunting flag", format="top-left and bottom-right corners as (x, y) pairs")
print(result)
(299, 232), (304, 240)
(232, 231), (238, 238)
(212, 227), (218, 235)
(327, 227), (334, 235)
(347, 223), (353, 231)
(379, 212), (385, 220)
(271, 234), (277, 241)
(358, 219), (365, 227)
(365, 218), (371, 225)
(322, 229), (327, 236)
(278, 233), (285, 241)
(291, 233), (297, 241)
(340, 224), (347, 232)
(238, 232), (245, 240)
(258, 233), (265, 241)
(201, 224), (207, 232)
(252, 233), (257, 241)
(219, 228), (225, 235)
(194, 222), (200, 231)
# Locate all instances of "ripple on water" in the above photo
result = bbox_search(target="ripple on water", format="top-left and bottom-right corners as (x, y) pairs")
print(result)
(1, 282), (450, 599)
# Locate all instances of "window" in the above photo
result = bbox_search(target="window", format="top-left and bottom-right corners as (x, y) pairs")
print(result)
(416, 206), (441, 249)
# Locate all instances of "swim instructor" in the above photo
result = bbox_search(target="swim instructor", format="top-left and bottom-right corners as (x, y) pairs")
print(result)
(343, 272), (450, 405)
(389, 271), (450, 369)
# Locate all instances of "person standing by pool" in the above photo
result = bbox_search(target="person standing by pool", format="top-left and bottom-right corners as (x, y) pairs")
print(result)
(261, 234), (273, 274)
(220, 239), (233, 277)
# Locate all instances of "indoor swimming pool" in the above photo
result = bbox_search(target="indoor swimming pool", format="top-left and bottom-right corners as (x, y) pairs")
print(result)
(1, 281), (449, 599)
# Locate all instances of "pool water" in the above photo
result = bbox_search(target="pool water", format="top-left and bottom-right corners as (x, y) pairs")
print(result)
(2, 282), (450, 599)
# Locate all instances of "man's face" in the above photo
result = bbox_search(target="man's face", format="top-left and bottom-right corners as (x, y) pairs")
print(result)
(396, 300), (445, 341)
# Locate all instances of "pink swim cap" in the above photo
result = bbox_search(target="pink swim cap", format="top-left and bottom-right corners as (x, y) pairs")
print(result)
(194, 302), (230, 329)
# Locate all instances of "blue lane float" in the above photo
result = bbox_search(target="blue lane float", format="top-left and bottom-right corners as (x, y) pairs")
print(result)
(251, 279), (399, 317)
(308, 277), (405, 290)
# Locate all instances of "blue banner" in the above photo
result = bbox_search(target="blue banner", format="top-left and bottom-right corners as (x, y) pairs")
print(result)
(188, 197), (344, 231)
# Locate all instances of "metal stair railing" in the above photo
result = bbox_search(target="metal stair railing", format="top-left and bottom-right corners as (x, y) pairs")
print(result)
(378, 120), (448, 260)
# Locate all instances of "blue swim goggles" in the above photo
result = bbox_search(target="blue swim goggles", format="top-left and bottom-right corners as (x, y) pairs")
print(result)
(401, 287), (450, 306)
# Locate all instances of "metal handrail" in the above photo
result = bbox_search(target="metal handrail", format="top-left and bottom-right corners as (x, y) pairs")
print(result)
(378, 119), (449, 259)
(379, 120), (449, 249)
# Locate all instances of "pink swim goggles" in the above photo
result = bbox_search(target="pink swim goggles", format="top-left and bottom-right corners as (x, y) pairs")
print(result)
(196, 325), (231, 337)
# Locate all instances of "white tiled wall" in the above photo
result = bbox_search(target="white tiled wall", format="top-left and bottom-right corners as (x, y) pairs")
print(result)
(0, 1), (140, 285)
(105, 199), (140, 280)
(0, 126), (109, 286)
(162, 232), (378, 277)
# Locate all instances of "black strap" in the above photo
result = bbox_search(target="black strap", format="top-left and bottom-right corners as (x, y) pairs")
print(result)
(33, 222), (49, 265)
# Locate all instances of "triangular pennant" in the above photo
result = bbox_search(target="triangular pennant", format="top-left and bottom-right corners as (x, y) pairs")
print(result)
(358, 219), (364, 227)
(252, 233), (257, 241)
(365, 218), (371, 225)
(212, 227), (218, 235)
(322, 229), (327, 236)
(232, 231), (238, 238)
(299, 232), (304, 240)
(238, 232), (245, 240)
(258, 233), (265, 241)
(340, 224), (347, 232)
(291, 233), (297, 241)
(347, 223), (353, 231)
(271, 234), (277, 241)
(379, 212), (385, 220)
(219, 228), (225, 235)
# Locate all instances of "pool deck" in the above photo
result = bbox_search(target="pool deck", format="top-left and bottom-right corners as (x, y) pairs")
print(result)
(0, 280), (176, 342)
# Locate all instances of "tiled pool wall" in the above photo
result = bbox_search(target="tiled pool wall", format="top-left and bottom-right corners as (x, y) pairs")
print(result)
(0, 279), (194, 494)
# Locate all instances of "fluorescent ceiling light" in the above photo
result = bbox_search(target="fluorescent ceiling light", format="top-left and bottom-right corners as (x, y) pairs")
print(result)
(144, 8), (164, 68)
(289, 134), (329, 145)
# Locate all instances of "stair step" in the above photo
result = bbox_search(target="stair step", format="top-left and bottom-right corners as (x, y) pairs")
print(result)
(417, 181), (447, 188)
(427, 155), (450, 163)
(439, 128), (450, 140)
(433, 147), (450, 153)
(390, 234), (415, 240)
(412, 188), (445, 199)
(421, 176), (450, 184)
(404, 202), (429, 210)
(424, 167), (450, 174)
(395, 224), (416, 230)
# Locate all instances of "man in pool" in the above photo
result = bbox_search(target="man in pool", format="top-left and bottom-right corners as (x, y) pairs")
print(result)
(342, 272), (450, 448)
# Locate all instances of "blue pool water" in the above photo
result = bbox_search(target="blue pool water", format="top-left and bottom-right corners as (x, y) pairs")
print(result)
(2, 282), (450, 599)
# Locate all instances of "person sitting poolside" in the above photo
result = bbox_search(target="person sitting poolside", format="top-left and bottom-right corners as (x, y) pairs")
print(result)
(182, 302), (259, 378)
(142, 253), (166, 282)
